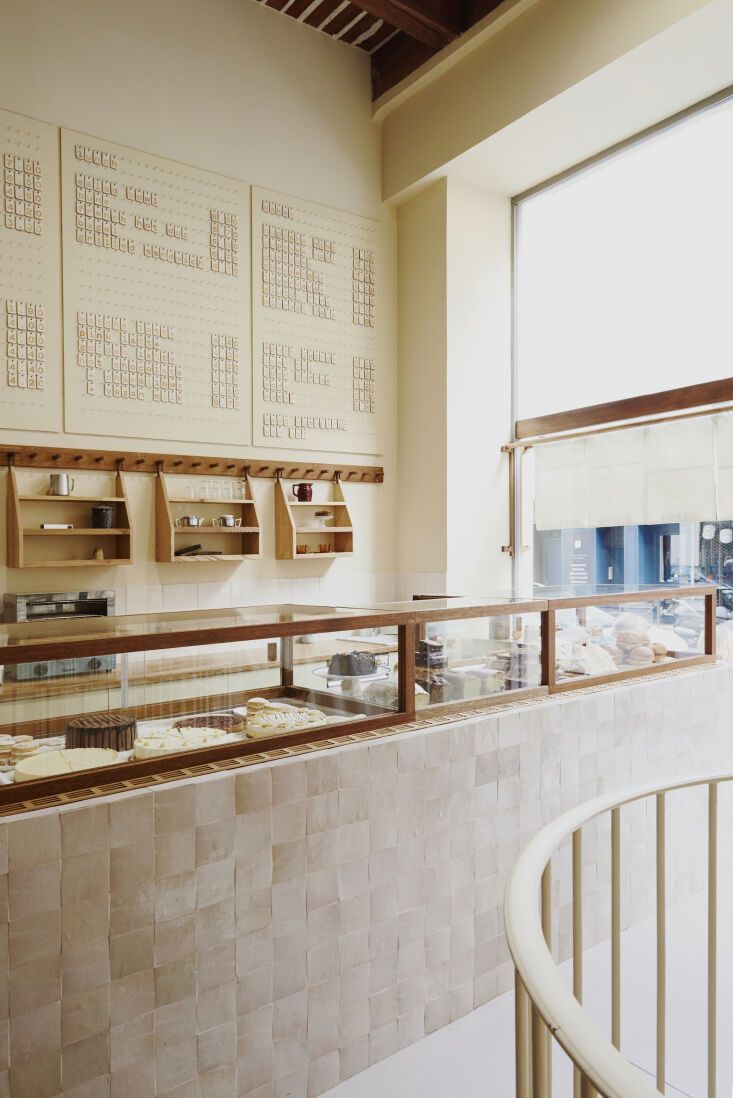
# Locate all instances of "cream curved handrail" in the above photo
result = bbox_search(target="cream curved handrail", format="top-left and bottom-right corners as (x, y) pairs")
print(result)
(504, 772), (728, 1098)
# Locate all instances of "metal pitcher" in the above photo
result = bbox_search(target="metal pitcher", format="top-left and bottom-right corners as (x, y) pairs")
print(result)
(48, 473), (74, 496)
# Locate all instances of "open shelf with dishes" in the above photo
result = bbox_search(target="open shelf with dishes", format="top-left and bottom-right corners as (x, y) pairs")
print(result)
(7, 467), (132, 568)
(155, 471), (261, 562)
(275, 477), (353, 560)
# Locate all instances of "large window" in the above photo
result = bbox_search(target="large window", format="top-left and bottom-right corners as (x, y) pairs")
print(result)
(513, 92), (733, 637)
(515, 94), (733, 423)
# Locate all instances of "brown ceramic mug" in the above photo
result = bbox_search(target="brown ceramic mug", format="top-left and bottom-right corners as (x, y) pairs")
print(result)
(293, 483), (313, 502)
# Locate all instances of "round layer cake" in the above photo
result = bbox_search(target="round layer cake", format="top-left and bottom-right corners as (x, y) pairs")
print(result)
(172, 713), (244, 734)
(15, 748), (118, 783)
(66, 710), (137, 751)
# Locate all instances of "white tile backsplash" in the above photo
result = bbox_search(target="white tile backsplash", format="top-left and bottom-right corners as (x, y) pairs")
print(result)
(112, 574), (398, 620)
(197, 582), (232, 610)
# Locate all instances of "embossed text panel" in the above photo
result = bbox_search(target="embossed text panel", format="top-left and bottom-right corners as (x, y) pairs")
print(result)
(0, 108), (62, 432)
(61, 129), (250, 445)
(252, 186), (380, 456)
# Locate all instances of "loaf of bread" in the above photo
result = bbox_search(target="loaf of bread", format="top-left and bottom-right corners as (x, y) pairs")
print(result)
(627, 645), (654, 665)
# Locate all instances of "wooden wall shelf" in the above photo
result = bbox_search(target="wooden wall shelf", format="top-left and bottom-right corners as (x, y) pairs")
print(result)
(8, 469), (132, 569)
(275, 478), (353, 560)
(155, 472), (261, 562)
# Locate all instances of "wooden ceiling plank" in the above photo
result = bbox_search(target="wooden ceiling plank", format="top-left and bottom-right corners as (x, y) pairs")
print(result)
(350, 0), (459, 48)
(282, 0), (322, 16)
(363, 22), (399, 52)
(349, 17), (384, 47)
(370, 29), (437, 96)
(317, 1), (365, 35)
(303, 0), (344, 26)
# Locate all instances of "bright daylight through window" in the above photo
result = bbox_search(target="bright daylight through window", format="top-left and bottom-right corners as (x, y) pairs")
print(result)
(514, 96), (733, 649)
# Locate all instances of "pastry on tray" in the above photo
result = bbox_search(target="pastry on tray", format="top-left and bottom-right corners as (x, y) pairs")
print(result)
(172, 713), (245, 734)
(327, 651), (378, 676)
(133, 726), (232, 759)
(67, 710), (137, 751)
(245, 699), (327, 739)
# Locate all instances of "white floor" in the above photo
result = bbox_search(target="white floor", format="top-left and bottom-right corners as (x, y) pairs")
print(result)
(329, 886), (733, 1098)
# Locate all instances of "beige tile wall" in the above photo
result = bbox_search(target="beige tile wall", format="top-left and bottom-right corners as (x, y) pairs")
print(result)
(0, 662), (730, 1097)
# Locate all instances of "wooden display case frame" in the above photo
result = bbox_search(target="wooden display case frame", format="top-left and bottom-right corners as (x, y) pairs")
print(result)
(155, 471), (261, 562)
(275, 476), (353, 560)
(0, 588), (717, 813)
(7, 466), (132, 569)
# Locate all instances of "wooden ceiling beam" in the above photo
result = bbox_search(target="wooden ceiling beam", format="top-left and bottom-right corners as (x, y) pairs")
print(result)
(351, 0), (460, 48)
(370, 30), (438, 97)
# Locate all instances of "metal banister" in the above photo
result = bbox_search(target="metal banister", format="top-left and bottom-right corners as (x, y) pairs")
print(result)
(505, 773), (729, 1098)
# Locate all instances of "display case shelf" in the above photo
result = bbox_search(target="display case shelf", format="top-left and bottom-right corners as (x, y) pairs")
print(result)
(275, 477), (354, 560)
(155, 471), (261, 562)
(7, 469), (133, 569)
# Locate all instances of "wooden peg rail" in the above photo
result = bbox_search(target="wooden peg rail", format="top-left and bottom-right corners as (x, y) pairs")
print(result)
(0, 444), (384, 484)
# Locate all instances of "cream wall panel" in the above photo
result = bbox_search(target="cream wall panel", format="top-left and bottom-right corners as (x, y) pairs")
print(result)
(396, 182), (448, 575)
(61, 128), (250, 445)
(0, 107), (61, 432)
(0, 0), (397, 594)
(446, 180), (512, 593)
(252, 186), (381, 455)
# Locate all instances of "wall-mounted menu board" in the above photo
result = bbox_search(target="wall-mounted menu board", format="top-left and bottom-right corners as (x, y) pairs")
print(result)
(61, 129), (250, 445)
(251, 186), (381, 456)
(0, 108), (62, 432)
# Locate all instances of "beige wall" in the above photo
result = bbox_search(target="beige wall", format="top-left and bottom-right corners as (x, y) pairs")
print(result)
(0, 0), (398, 602)
(380, 0), (721, 200)
(446, 181), (512, 593)
(396, 180), (513, 594)
(396, 182), (448, 578)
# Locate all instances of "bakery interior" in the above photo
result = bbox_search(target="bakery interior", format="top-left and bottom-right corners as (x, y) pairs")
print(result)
(2, 1), (733, 1096)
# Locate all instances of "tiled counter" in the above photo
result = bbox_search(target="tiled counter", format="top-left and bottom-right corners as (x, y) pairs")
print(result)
(0, 663), (730, 1098)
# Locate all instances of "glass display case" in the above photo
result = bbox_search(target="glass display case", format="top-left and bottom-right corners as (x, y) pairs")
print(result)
(543, 585), (715, 690)
(0, 587), (716, 810)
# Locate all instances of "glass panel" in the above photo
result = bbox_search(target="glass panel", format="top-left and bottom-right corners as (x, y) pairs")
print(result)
(413, 612), (542, 708)
(0, 603), (408, 657)
(290, 626), (400, 714)
(554, 594), (706, 684)
(0, 628), (404, 786)
(515, 96), (733, 421)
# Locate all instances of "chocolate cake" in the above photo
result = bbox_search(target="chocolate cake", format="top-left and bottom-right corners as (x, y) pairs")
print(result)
(416, 675), (453, 704)
(172, 713), (245, 734)
(415, 639), (446, 670)
(328, 651), (378, 676)
(66, 710), (136, 751)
